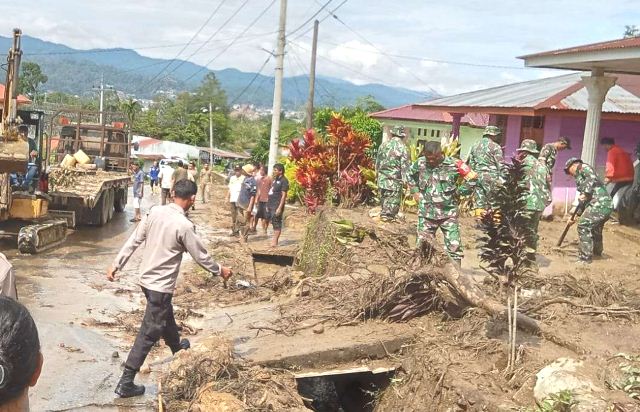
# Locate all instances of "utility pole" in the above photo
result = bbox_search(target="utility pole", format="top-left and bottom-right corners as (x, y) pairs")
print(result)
(268, 0), (288, 173)
(93, 74), (114, 125)
(305, 20), (319, 131)
(208, 102), (214, 164)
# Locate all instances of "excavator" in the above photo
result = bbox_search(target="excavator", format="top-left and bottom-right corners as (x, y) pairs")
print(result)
(0, 28), (67, 253)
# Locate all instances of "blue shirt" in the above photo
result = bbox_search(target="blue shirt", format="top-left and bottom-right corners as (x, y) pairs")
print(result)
(149, 166), (160, 181)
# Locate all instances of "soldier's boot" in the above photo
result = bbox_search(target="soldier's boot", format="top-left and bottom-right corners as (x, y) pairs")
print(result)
(115, 367), (145, 398)
(170, 338), (191, 355)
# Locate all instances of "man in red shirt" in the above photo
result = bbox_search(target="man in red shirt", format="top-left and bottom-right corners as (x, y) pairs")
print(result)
(600, 137), (635, 197)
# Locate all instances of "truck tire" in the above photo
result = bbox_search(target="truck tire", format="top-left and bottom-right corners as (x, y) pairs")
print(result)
(114, 188), (127, 213)
(106, 188), (115, 222)
(86, 191), (110, 226)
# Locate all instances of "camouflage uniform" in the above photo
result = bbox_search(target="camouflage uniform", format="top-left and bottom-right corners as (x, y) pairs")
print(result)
(408, 155), (475, 263)
(517, 140), (551, 263)
(568, 160), (613, 262)
(538, 143), (558, 172)
(376, 126), (410, 220)
(466, 126), (504, 211)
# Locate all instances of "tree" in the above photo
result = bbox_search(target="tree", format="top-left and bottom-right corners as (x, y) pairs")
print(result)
(624, 25), (640, 38)
(314, 105), (383, 149)
(18, 62), (48, 101)
(355, 95), (385, 113)
(120, 98), (141, 126)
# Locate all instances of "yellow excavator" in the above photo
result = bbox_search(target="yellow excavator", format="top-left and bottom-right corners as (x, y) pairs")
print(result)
(0, 28), (67, 253)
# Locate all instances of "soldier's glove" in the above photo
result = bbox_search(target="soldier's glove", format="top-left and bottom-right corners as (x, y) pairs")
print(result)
(455, 159), (477, 180)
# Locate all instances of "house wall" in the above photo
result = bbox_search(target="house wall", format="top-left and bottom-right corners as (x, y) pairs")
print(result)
(541, 114), (640, 214)
(376, 119), (484, 158)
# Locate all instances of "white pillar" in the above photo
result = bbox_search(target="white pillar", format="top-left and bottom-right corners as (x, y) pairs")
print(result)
(580, 69), (616, 166)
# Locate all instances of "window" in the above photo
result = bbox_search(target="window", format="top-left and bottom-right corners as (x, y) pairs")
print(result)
(436, 130), (441, 138)
(520, 116), (545, 146)
(431, 129), (435, 137)
(417, 128), (422, 136)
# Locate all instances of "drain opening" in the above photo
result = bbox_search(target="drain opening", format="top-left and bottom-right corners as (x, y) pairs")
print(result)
(251, 252), (295, 266)
(295, 367), (396, 412)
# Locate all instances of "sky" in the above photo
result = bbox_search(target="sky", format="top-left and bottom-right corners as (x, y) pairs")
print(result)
(0, 0), (639, 98)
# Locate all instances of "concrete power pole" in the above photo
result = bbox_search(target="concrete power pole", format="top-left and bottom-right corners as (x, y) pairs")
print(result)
(98, 74), (105, 125)
(268, 0), (288, 173)
(208, 102), (214, 164)
(305, 20), (319, 131)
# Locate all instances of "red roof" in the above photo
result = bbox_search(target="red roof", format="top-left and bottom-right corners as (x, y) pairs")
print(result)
(136, 137), (162, 148)
(370, 104), (489, 127)
(520, 37), (640, 59)
(0, 84), (31, 105)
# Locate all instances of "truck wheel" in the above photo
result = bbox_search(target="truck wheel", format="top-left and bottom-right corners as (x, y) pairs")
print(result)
(99, 191), (110, 226)
(107, 188), (115, 222)
(114, 188), (127, 213)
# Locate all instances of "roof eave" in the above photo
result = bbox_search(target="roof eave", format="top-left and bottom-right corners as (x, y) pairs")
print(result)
(416, 105), (536, 116)
(521, 48), (640, 75)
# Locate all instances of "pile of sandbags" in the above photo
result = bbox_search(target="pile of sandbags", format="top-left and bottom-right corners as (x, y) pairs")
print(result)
(60, 150), (96, 170)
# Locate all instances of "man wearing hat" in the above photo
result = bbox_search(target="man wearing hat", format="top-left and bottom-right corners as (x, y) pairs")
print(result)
(516, 140), (550, 266)
(236, 164), (257, 242)
(466, 126), (505, 216)
(376, 125), (410, 222)
(564, 157), (613, 264)
(408, 141), (477, 268)
(539, 137), (571, 173)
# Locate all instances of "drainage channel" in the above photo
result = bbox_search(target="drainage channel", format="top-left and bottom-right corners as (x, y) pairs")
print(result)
(295, 366), (397, 412)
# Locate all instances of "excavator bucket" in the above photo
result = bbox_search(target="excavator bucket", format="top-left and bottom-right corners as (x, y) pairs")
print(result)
(0, 137), (28, 173)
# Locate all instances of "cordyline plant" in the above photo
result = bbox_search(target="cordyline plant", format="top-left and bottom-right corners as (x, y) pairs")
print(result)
(478, 154), (530, 372)
(289, 114), (373, 213)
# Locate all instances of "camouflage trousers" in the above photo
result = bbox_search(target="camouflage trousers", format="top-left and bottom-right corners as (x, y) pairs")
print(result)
(417, 215), (463, 262)
(379, 187), (402, 219)
(473, 172), (501, 210)
(516, 210), (542, 263)
(577, 207), (611, 261)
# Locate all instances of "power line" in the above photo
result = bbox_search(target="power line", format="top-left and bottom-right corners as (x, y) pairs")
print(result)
(298, 35), (530, 70)
(287, 0), (333, 37)
(28, 30), (278, 56)
(144, 0), (229, 86)
(229, 55), (272, 105)
(291, 0), (348, 41)
(153, 0), (252, 87)
(181, 0), (277, 83)
(288, 45), (339, 106)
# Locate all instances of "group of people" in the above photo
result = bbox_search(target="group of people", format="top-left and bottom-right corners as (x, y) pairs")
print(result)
(129, 160), (215, 222)
(227, 162), (289, 247)
(376, 124), (615, 267)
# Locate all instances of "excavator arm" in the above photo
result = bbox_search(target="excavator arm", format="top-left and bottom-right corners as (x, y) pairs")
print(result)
(0, 28), (28, 173)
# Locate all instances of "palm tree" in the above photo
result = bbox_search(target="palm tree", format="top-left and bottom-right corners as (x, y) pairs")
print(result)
(120, 98), (141, 148)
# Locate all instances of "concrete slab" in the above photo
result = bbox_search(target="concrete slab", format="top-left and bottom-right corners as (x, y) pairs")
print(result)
(236, 321), (417, 369)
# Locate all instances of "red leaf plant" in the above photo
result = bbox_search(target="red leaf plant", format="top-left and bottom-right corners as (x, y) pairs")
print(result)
(289, 114), (373, 213)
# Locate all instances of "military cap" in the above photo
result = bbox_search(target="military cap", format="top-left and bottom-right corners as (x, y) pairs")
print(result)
(390, 125), (407, 138)
(516, 139), (539, 154)
(422, 141), (442, 154)
(558, 137), (571, 149)
(564, 157), (582, 174)
(482, 125), (502, 137)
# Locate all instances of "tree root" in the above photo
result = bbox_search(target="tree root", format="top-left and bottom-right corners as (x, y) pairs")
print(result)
(423, 263), (586, 354)
(524, 297), (640, 318)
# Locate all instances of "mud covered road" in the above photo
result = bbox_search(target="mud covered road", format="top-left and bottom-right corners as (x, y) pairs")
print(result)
(7, 192), (158, 411)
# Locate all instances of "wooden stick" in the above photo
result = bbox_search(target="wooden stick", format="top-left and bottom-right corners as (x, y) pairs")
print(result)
(507, 295), (512, 370)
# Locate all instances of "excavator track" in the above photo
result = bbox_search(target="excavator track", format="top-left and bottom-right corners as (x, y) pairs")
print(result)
(17, 220), (68, 254)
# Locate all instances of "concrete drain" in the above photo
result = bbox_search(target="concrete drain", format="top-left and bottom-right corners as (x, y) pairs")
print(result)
(295, 366), (397, 412)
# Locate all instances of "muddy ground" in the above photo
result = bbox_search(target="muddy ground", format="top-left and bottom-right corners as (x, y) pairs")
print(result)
(10, 180), (640, 411)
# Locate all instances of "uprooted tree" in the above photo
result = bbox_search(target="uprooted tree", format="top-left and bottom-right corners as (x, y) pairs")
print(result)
(289, 114), (373, 213)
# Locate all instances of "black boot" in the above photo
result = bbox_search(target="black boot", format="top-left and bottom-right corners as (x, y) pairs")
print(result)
(115, 367), (145, 398)
(171, 338), (191, 355)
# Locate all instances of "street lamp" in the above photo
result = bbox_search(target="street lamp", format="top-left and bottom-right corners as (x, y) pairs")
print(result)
(201, 103), (217, 164)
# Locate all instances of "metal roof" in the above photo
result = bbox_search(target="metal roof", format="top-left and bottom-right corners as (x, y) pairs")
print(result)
(418, 73), (640, 115)
(520, 37), (640, 59)
(370, 104), (489, 127)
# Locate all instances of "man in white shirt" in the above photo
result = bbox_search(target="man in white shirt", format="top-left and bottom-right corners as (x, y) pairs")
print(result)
(227, 164), (245, 236)
(158, 164), (175, 206)
(0, 253), (17, 299)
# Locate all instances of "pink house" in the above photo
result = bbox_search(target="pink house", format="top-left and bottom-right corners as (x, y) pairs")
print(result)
(419, 72), (640, 213)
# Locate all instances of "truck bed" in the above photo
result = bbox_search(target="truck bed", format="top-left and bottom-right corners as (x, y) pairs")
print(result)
(48, 167), (130, 209)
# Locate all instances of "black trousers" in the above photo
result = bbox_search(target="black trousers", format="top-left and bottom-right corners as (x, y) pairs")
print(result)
(125, 287), (180, 371)
(609, 181), (632, 198)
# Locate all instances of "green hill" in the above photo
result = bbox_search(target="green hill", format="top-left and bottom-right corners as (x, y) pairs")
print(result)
(0, 35), (435, 108)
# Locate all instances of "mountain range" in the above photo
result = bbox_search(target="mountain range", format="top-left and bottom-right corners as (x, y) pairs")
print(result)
(0, 35), (435, 109)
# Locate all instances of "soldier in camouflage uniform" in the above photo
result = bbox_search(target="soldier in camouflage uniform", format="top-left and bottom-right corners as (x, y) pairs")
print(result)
(466, 126), (505, 215)
(408, 141), (477, 267)
(516, 140), (551, 265)
(565, 157), (613, 264)
(538, 137), (571, 198)
(376, 125), (410, 221)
